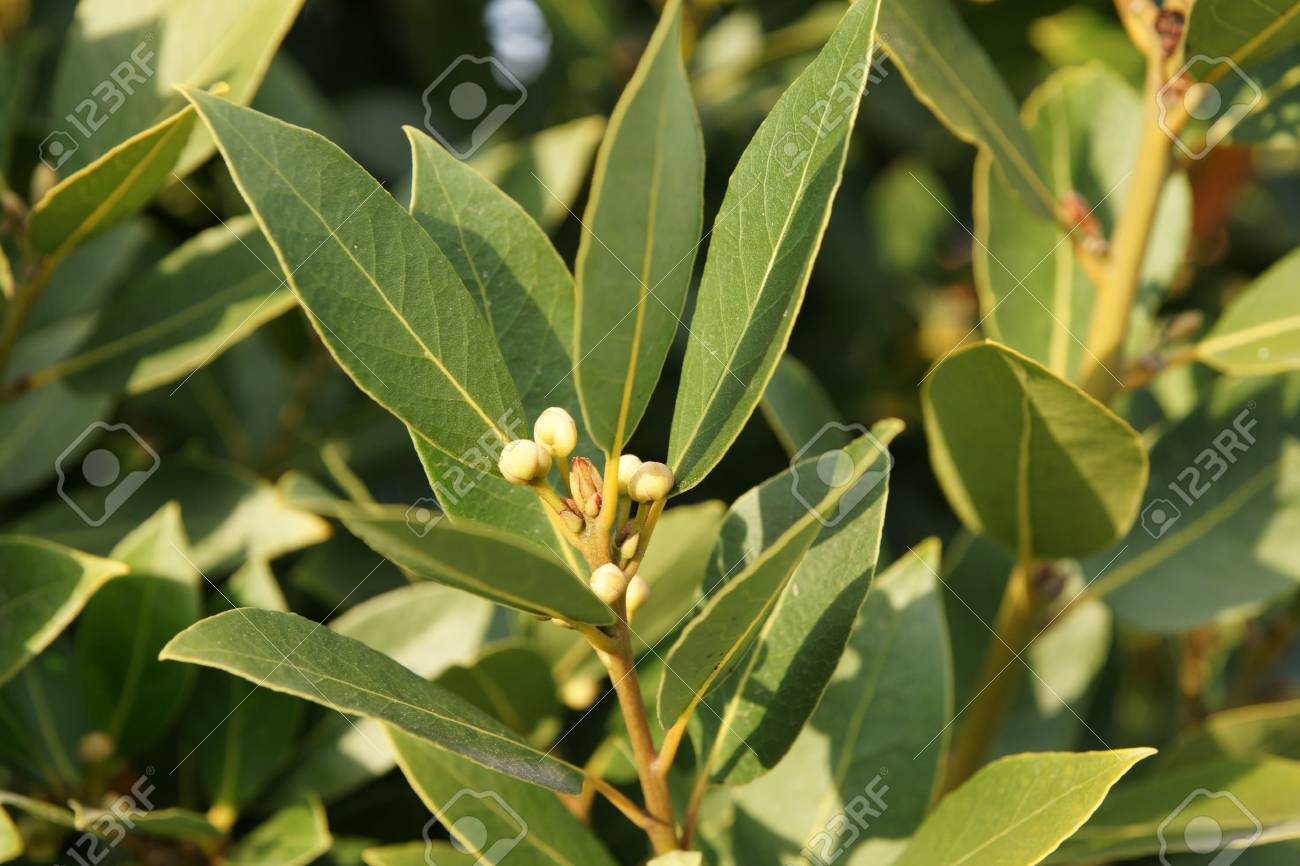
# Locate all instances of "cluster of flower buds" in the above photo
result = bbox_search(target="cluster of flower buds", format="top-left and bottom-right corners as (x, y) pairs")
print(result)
(497, 406), (579, 485)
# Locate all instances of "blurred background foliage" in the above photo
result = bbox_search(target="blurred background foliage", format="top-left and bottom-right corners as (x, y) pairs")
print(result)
(3, 0), (1300, 860)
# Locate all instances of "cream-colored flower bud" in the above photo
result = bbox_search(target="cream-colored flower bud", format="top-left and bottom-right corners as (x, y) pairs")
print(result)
(561, 676), (602, 710)
(498, 439), (552, 484)
(534, 407), (578, 458)
(589, 563), (628, 605)
(627, 461), (674, 502)
(617, 454), (643, 493)
(626, 575), (651, 619)
(619, 532), (640, 563)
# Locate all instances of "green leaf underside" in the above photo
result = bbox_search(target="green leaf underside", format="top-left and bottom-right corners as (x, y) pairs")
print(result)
(51, 0), (306, 176)
(62, 216), (293, 395)
(182, 87), (525, 467)
(760, 354), (849, 458)
(1049, 757), (1300, 863)
(732, 540), (952, 866)
(0, 536), (126, 687)
(923, 342), (1147, 559)
(893, 749), (1154, 866)
(574, 0), (704, 453)
(1198, 248), (1300, 375)
(78, 504), (200, 752)
(1088, 373), (1300, 632)
(668, 0), (882, 493)
(698, 422), (896, 785)
(28, 107), (196, 255)
(879, 0), (1055, 218)
(159, 608), (584, 793)
(224, 796), (332, 866)
(386, 726), (618, 866)
(974, 65), (1190, 381)
(337, 511), (612, 625)
(658, 422), (900, 727)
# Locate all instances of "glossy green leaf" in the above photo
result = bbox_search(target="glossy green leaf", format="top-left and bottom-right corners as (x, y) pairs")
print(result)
(160, 608), (583, 793)
(50, 0), (305, 176)
(28, 107), (196, 255)
(47, 216), (293, 395)
(879, 0), (1055, 218)
(923, 342), (1148, 559)
(1162, 700), (1300, 768)
(1051, 757), (1300, 863)
(71, 802), (222, 841)
(0, 536), (125, 686)
(387, 726), (618, 866)
(731, 541), (952, 866)
(13, 455), (331, 572)
(181, 557), (302, 814)
(471, 115), (606, 232)
(974, 65), (1191, 381)
(77, 503), (200, 752)
(0, 643), (89, 790)
(1198, 248), (1300, 375)
(182, 88), (525, 470)
(339, 512), (612, 625)
(1089, 374), (1300, 632)
(272, 583), (493, 804)
(658, 424), (898, 727)
(669, 0), (880, 492)
(574, 0), (704, 453)
(697, 422), (897, 784)
(438, 644), (559, 743)
(225, 796), (332, 866)
(760, 355), (848, 459)
(1185, 0), (1300, 70)
(893, 749), (1154, 866)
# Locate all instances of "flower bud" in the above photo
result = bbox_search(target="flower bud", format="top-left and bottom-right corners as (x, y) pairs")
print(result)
(561, 676), (601, 709)
(626, 575), (651, 619)
(584, 492), (603, 519)
(619, 532), (640, 562)
(627, 461), (674, 502)
(498, 439), (552, 484)
(590, 563), (628, 605)
(569, 456), (602, 509)
(617, 454), (643, 493)
(78, 731), (115, 763)
(534, 407), (578, 458)
(560, 509), (585, 534)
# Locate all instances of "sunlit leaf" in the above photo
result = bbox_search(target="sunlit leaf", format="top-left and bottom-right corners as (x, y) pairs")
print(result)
(1197, 248), (1300, 375)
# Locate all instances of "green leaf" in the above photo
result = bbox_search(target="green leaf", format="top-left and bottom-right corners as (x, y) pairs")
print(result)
(922, 341), (1148, 559)
(0, 536), (125, 686)
(471, 115), (606, 232)
(28, 107), (197, 255)
(438, 644), (560, 743)
(406, 128), (576, 421)
(0, 644), (89, 790)
(181, 88), (526, 470)
(46, 216), (293, 395)
(1050, 757), (1300, 863)
(760, 355), (848, 459)
(574, 0), (704, 453)
(1088, 374), (1300, 632)
(49, 0), (306, 176)
(1197, 248), (1300, 375)
(731, 541), (953, 866)
(386, 726), (618, 866)
(1162, 700), (1300, 767)
(0, 805), (19, 864)
(363, 843), (472, 866)
(160, 608), (583, 793)
(183, 560), (303, 814)
(879, 0), (1055, 218)
(1184, 0), (1300, 70)
(658, 423), (898, 728)
(338, 511), (612, 625)
(77, 503), (200, 752)
(271, 583), (494, 805)
(0, 793), (76, 830)
(669, 0), (881, 492)
(225, 796), (332, 866)
(974, 65), (1191, 381)
(696, 422), (896, 785)
(71, 802), (222, 841)
(893, 749), (1154, 866)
